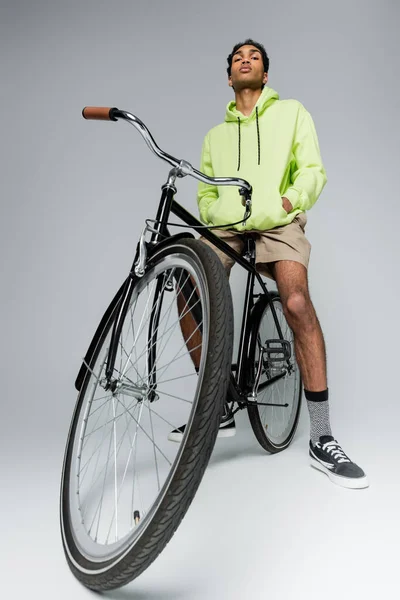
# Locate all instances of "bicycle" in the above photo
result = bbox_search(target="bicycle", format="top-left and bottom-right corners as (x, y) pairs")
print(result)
(60, 106), (302, 591)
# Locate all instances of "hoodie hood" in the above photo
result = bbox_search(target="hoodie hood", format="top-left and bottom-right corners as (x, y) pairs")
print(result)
(224, 86), (280, 170)
(225, 85), (280, 123)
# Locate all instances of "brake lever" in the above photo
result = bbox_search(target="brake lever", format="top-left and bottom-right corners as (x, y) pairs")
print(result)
(239, 187), (252, 224)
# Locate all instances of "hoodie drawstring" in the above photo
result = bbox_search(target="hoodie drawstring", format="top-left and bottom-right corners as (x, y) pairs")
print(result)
(237, 109), (261, 171)
(237, 117), (241, 171)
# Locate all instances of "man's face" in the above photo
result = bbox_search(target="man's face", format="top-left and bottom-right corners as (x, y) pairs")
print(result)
(228, 45), (268, 91)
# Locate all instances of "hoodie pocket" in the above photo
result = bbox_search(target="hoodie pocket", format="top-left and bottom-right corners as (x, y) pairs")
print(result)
(280, 190), (295, 216)
(278, 190), (291, 217)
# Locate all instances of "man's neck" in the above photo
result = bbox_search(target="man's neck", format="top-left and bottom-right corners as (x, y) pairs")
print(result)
(234, 88), (263, 116)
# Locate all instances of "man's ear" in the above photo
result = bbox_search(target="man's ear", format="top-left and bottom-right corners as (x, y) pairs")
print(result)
(263, 73), (268, 85)
(228, 76), (233, 87)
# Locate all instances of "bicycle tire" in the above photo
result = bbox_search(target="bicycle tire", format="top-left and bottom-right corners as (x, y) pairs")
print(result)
(246, 292), (302, 453)
(60, 238), (233, 591)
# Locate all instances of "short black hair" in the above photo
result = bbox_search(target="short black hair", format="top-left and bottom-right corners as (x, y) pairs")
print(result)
(226, 39), (269, 81)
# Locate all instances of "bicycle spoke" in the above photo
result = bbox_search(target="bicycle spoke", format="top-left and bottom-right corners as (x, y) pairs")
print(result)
(81, 393), (113, 454)
(80, 400), (138, 444)
(120, 278), (157, 380)
(146, 405), (182, 431)
(125, 291), (200, 382)
(90, 410), (115, 541)
(79, 397), (114, 518)
(116, 397), (172, 467)
(104, 400), (145, 544)
(79, 396), (139, 489)
(146, 280), (199, 375)
(123, 294), (141, 378)
(130, 402), (142, 529)
(112, 397), (118, 541)
(81, 397), (141, 532)
(154, 372), (197, 387)
(120, 269), (184, 381)
(147, 322), (202, 387)
(121, 271), (193, 384)
(150, 387), (194, 405)
(147, 400), (160, 493)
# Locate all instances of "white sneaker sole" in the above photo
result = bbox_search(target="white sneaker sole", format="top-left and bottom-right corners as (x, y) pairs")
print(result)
(217, 427), (236, 438)
(168, 427), (236, 444)
(310, 457), (369, 489)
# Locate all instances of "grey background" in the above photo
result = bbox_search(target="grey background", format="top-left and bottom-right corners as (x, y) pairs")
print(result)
(1, 0), (399, 598)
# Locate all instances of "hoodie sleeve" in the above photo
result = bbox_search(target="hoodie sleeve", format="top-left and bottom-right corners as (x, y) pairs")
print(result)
(283, 106), (327, 212)
(197, 132), (218, 223)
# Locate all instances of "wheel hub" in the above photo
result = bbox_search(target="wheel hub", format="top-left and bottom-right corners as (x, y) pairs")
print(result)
(99, 377), (159, 402)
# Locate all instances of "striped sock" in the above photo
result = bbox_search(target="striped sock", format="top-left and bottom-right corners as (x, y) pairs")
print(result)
(304, 388), (332, 446)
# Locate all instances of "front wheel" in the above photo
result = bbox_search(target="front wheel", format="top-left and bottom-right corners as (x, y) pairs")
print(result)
(60, 239), (233, 591)
(247, 292), (302, 453)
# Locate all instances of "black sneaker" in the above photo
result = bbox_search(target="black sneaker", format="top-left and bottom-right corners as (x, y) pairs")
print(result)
(309, 435), (369, 489)
(168, 407), (236, 443)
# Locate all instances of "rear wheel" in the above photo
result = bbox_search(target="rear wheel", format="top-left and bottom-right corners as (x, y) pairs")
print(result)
(247, 292), (302, 453)
(60, 239), (233, 590)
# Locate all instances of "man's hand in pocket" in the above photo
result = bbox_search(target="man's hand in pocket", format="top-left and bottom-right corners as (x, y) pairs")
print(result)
(281, 196), (293, 213)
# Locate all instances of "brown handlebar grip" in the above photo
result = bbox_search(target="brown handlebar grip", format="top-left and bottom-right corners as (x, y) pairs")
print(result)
(82, 106), (119, 121)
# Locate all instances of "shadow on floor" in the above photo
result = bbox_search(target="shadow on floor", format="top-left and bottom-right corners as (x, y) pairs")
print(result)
(103, 586), (190, 600)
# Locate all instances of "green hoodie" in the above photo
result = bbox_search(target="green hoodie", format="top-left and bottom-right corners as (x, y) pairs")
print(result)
(197, 86), (327, 231)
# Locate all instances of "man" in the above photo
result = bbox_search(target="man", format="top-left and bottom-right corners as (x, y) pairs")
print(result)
(170, 39), (368, 490)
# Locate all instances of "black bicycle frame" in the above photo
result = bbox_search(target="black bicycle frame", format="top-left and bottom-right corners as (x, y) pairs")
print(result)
(102, 179), (289, 408)
(170, 195), (289, 406)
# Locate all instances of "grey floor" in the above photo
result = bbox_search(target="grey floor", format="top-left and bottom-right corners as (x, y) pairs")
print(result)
(3, 399), (397, 600)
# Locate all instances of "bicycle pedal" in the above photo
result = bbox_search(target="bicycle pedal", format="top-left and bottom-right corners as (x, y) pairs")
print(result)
(262, 339), (291, 362)
(269, 366), (285, 374)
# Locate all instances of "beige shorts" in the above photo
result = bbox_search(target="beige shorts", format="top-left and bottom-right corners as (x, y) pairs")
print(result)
(200, 212), (311, 280)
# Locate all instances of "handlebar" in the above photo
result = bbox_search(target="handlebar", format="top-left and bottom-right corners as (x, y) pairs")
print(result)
(82, 106), (252, 199)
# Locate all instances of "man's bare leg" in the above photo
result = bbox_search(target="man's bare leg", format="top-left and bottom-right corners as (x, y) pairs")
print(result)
(269, 260), (327, 391)
(265, 259), (369, 487)
(268, 259), (333, 447)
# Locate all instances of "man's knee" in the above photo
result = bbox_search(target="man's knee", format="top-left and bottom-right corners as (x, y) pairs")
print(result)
(283, 291), (314, 326)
